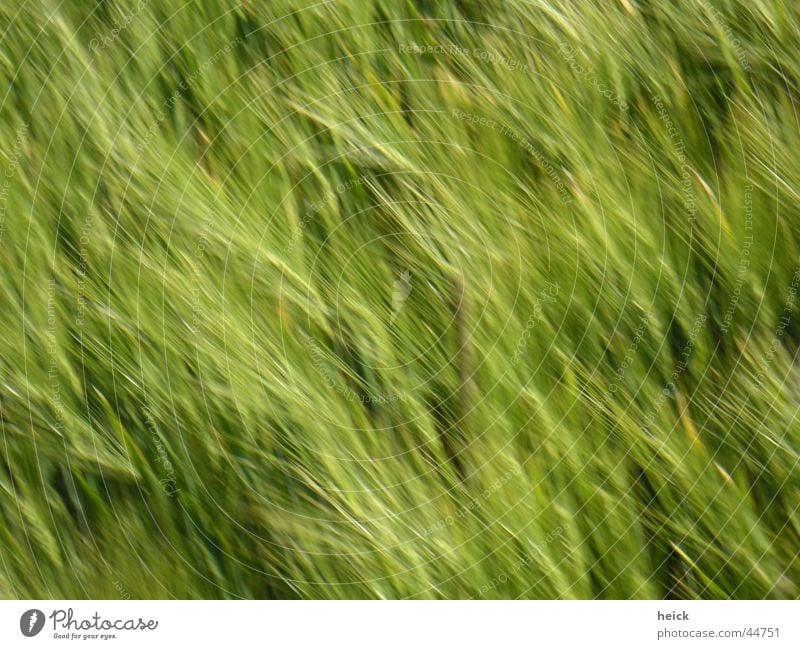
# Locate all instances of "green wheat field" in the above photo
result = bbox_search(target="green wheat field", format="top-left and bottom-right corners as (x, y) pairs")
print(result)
(0, 0), (799, 599)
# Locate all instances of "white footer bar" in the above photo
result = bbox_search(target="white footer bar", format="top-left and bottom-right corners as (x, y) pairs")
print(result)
(1, 600), (797, 648)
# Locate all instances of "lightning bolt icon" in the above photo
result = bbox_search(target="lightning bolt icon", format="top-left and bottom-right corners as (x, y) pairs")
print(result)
(28, 611), (37, 632)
